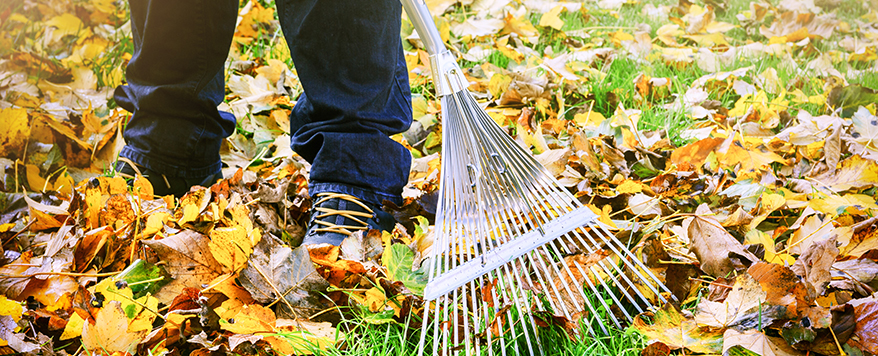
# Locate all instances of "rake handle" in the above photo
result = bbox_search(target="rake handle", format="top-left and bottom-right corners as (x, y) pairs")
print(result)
(400, 0), (445, 56)
(400, 0), (468, 96)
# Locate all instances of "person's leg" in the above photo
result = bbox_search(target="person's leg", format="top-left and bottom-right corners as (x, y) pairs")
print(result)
(114, 0), (238, 196)
(276, 0), (413, 245)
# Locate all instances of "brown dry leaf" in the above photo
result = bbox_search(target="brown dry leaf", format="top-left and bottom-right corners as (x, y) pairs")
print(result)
(309, 245), (367, 287)
(0, 251), (36, 299)
(81, 301), (147, 355)
(748, 262), (812, 319)
(760, 12), (837, 41)
(141, 230), (224, 303)
(669, 138), (723, 170)
(849, 298), (878, 354)
(694, 274), (774, 329)
(790, 235), (838, 296)
(17, 275), (78, 309)
(830, 258), (878, 295)
(238, 234), (330, 319)
(633, 303), (723, 354)
(687, 204), (758, 278)
(722, 329), (803, 356)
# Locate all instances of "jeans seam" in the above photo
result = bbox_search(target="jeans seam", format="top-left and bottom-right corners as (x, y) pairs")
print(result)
(121, 146), (221, 178)
(309, 182), (402, 206)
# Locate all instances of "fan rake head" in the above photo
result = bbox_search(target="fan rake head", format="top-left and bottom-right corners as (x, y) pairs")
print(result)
(416, 88), (673, 356)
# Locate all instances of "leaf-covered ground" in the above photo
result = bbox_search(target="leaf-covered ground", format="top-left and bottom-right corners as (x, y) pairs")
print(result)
(1, 0), (878, 355)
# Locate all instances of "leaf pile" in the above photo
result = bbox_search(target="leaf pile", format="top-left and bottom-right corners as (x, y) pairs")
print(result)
(1, 0), (878, 355)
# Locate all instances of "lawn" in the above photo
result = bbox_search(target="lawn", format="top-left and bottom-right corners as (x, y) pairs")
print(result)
(1, 0), (877, 355)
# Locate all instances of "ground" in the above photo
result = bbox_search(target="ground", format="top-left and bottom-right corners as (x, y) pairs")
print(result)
(0, 0), (878, 355)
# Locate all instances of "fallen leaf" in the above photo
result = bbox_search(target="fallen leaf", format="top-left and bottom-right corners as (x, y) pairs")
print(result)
(850, 298), (878, 354)
(238, 234), (330, 319)
(267, 319), (342, 355)
(141, 230), (224, 304)
(723, 329), (802, 356)
(633, 303), (723, 354)
(81, 301), (147, 355)
(687, 204), (758, 277)
(790, 235), (838, 296)
(810, 155), (878, 193)
(748, 262), (812, 319)
(694, 274), (776, 329)
(221, 303), (276, 335)
(382, 244), (427, 296)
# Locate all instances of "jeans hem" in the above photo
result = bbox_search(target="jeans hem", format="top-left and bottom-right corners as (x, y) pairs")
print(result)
(309, 182), (402, 207)
(120, 146), (222, 179)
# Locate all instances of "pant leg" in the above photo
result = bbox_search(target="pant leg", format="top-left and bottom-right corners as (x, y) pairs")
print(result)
(114, 0), (238, 179)
(276, 0), (413, 206)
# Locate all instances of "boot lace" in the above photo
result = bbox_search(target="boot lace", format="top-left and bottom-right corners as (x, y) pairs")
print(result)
(311, 192), (374, 236)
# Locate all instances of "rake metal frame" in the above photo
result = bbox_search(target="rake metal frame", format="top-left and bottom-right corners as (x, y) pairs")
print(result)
(400, 1), (673, 354)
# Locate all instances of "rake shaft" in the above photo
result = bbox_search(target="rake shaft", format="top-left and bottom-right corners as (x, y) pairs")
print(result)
(401, 0), (675, 354)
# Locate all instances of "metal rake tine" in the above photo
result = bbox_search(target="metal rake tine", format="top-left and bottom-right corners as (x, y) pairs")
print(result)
(467, 98), (670, 326)
(594, 223), (674, 301)
(461, 95), (614, 336)
(464, 121), (617, 333)
(516, 173), (656, 313)
(446, 103), (517, 356)
(455, 96), (532, 356)
(474, 169), (545, 356)
(472, 114), (671, 309)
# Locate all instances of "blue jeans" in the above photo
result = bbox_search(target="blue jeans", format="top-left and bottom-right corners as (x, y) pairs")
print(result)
(114, 0), (413, 206)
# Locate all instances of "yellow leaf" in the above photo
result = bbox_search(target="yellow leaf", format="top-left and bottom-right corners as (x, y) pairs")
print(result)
(812, 155), (878, 192)
(588, 204), (618, 229)
(60, 312), (85, 340)
(610, 31), (635, 47)
(744, 230), (795, 265)
(45, 13), (85, 43)
(25, 164), (46, 192)
(809, 193), (878, 216)
(209, 225), (254, 273)
(268, 320), (341, 355)
(749, 193), (786, 229)
(487, 73), (512, 99)
(0, 296), (22, 322)
(0, 108), (29, 158)
(81, 301), (147, 355)
(502, 13), (539, 42)
(539, 6), (565, 31)
(221, 304), (276, 335)
(683, 33), (729, 47)
(656, 24), (684, 46)
(128, 294), (159, 333)
(616, 179), (643, 194)
(573, 110), (606, 127)
(364, 287), (387, 313)
(139, 211), (169, 238)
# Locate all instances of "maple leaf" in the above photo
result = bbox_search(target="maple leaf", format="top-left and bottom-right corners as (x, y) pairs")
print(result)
(141, 230), (225, 304)
(633, 303), (723, 354)
(81, 301), (147, 355)
(238, 234), (330, 319)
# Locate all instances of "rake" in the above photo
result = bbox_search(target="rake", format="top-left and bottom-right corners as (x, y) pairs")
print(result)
(400, 1), (674, 355)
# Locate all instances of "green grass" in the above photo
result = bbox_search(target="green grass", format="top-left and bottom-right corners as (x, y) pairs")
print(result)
(303, 310), (646, 356)
(285, 281), (648, 356)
